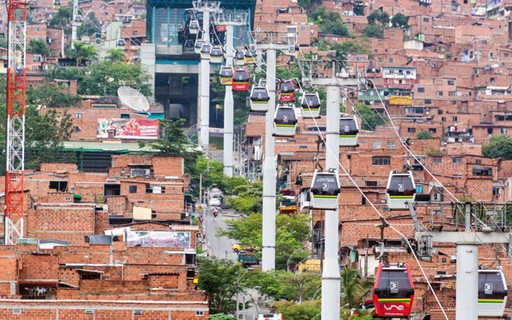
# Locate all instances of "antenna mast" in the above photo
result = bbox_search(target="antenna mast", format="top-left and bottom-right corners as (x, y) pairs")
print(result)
(5, 0), (27, 244)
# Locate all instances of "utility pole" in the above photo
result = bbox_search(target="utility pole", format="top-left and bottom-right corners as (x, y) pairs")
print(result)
(214, 13), (248, 177)
(253, 32), (295, 271)
(194, 1), (221, 152)
(413, 202), (511, 320)
(304, 60), (364, 320)
(71, 0), (79, 48)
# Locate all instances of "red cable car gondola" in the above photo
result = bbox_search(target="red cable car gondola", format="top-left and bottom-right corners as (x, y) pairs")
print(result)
(278, 80), (295, 102)
(232, 67), (250, 91)
(373, 263), (415, 318)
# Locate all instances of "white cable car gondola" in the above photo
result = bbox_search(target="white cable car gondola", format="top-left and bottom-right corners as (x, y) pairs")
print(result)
(189, 19), (200, 35)
(194, 38), (203, 54)
(273, 104), (297, 137)
(250, 85), (270, 112)
(219, 66), (233, 86)
(301, 92), (321, 118)
(386, 171), (416, 210)
(234, 49), (245, 66)
(309, 170), (340, 210)
(373, 263), (415, 318)
(339, 115), (359, 146)
(478, 269), (508, 317)
(210, 45), (223, 64)
(200, 43), (211, 59)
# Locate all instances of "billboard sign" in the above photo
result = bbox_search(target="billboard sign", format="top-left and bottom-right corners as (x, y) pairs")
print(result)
(97, 118), (159, 139)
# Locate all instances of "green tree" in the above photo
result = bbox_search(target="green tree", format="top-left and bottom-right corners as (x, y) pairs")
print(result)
(27, 83), (81, 108)
(354, 102), (386, 130)
(391, 13), (409, 29)
(45, 65), (84, 82)
(66, 42), (98, 66)
(363, 24), (385, 38)
(309, 6), (350, 36)
(78, 12), (100, 37)
(24, 107), (76, 169)
(146, 118), (203, 173)
(367, 11), (390, 25)
(251, 270), (321, 303)
(482, 134), (512, 159)
(79, 60), (151, 96)
(416, 130), (433, 139)
(272, 300), (320, 320)
(223, 214), (310, 270)
(340, 268), (373, 308)
(28, 39), (50, 56)
(197, 258), (250, 315)
(49, 6), (73, 35)
(105, 48), (126, 63)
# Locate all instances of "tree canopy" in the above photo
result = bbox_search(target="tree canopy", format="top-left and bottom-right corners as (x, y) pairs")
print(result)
(482, 134), (512, 159)
(197, 258), (251, 315)
(309, 6), (350, 36)
(27, 83), (82, 108)
(66, 42), (98, 66)
(391, 13), (409, 29)
(416, 130), (433, 140)
(354, 102), (387, 131)
(28, 39), (50, 56)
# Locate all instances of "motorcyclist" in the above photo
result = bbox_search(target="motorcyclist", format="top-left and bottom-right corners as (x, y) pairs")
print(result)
(212, 207), (218, 217)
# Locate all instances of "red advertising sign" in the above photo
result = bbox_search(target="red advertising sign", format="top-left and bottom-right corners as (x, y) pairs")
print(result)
(97, 118), (159, 139)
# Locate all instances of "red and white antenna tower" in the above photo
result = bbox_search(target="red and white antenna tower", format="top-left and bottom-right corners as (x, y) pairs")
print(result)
(5, 0), (27, 245)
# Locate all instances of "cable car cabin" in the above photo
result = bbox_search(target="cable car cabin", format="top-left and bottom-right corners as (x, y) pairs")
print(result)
(309, 170), (340, 210)
(339, 116), (359, 147)
(194, 39), (203, 54)
(301, 92), (321, 118)
(235, 50), (245, 66)
(183, 39), (195, 55)
(478, 269), (508, 317)
(200, 43), (211, 59)
(210, 45), (223, 64)
(232, 68), (250, 91)
(219, 66), (233, 86)
(116, 39), (126, 47)
(244, 49), (256, 65)
(386, 171), (416, 210)
(373, 264), (414, 318)
(278, 80), (295, 102)
(189, 19), (200, 35)
(273, 105), (297, 137)
(250, 85), (270, 112)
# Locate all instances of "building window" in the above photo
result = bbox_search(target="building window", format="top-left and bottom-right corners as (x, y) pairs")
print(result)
(387, 141), (395, 149)
(75, 113), (82, 119)
(74, 126), (81, 133)
(453, 158), (462, 163)
(448, 80), (455, 85)
(436, 80), (443, 85)
(365, 181), (378, 187)
(378, 57), (383, 62)
(448, 91), (456, 96)
(417, 87), (425, 93)
(441, 117), (446, 121)
(425, 99), (432, 104)
(433, 157), (442, 163)
(429, 128), (437, 133)
(372, 141), (382, 149)
(372, 156), (391, 166)
(133, 30), (138, 36)
(196, 311), (204, 316)
(129, 185), (137, 193)
(475, 159), (482, 164)
(121, 113), (130, 119)
(389, 58), (394, 63)
(502, 128), (508, 134)
(423, 17), (429, 22)
(437, 91), (444, 96)
(408, 128), (416, 133)
(452, 116), (458, 121)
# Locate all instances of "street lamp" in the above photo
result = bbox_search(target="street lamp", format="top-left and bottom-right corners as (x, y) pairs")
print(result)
(236, 268), (251, 320)
(286, 248), (305, 272)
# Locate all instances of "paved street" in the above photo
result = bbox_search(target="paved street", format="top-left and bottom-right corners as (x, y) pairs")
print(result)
(203, 206), (239, 262)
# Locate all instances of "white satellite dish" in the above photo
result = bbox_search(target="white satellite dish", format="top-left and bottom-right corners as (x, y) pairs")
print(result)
(117, 86), (150, 112)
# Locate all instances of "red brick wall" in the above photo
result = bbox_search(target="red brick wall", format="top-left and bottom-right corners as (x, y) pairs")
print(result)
(19, 254), (59, 281)
(152, 156), (184, 176)
(41, 163), (78, 173)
